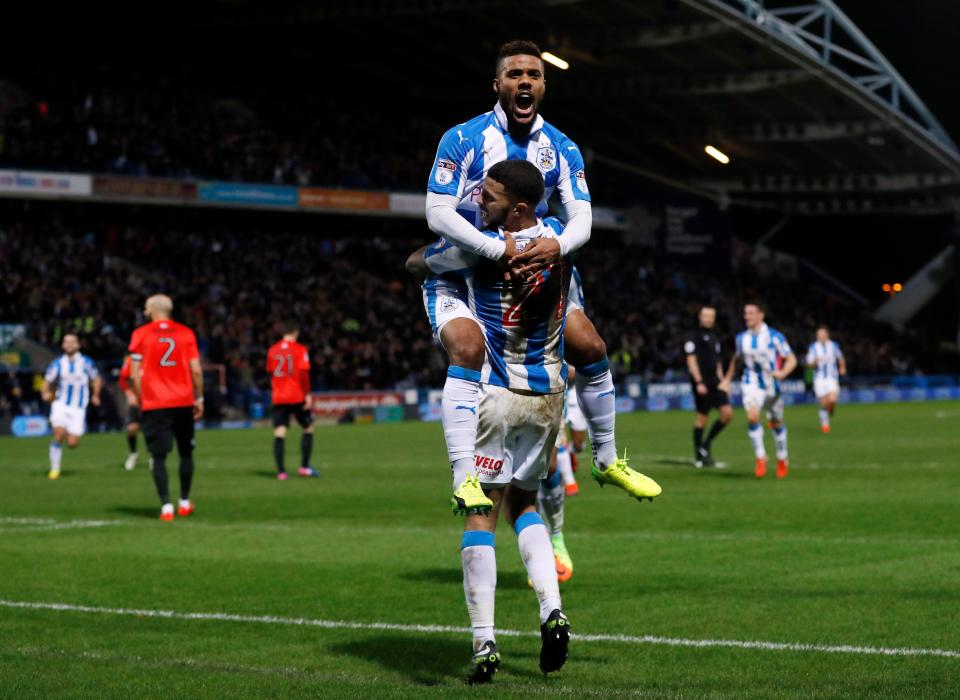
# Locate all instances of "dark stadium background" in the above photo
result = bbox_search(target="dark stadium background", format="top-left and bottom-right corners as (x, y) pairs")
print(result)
(2, 0), (959, 427)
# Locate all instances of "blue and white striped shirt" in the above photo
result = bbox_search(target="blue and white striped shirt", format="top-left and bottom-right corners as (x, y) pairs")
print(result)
(44, 353), (99, 409)
(806, 340), (843, 380)
(428, 102), (591, 229)
(735, 324), (792, 393)
(424, 217), (570, 394)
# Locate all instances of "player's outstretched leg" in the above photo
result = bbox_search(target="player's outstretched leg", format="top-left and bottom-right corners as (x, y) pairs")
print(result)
(566, 313), (660, 501)
(461, 529), (499, 684)
(444, 365), (481, 492)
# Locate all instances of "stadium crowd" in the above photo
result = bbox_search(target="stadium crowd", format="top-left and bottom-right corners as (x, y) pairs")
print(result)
(0, 201), (933, 421)
(0, 81), (441, 192)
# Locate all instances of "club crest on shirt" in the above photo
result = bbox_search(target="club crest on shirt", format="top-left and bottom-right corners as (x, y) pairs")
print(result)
(435, 159), (457, 185)
(536, 147), (556, 171)
(575, 170), (589, 194)
(440, 297), (459, 313)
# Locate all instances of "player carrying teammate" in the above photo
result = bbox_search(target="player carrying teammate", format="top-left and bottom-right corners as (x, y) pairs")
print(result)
(411, 161), (603, 682)
(805, 326), (846, 433)
(684, 306), (732, 467)
(266, 322), (317, 480)
(40, 333), (101, 480)
(728, 302), (797, 478)
(128, 295), (203, 521)
(118, 354), (142, 470)
(422, 40), (655, 504)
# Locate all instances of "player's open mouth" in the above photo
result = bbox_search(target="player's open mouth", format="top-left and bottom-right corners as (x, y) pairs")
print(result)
(513, 92), (534, 119)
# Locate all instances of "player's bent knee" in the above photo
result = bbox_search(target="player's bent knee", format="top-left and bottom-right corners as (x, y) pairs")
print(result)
(274, 427), (287, 439)
(443, 321), (486, 370)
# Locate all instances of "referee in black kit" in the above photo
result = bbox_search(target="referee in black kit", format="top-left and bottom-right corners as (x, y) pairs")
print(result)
(684, 305), (733, 467)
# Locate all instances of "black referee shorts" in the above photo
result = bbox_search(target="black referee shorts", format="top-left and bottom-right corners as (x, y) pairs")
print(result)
(694, 386), (731, 414)
(272, 402), (313, 429)
(143, 407), (195, 458)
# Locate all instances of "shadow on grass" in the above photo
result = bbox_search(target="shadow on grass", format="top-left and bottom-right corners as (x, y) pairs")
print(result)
(111, 505), (159, 519)
(331, 633), (544, 685)
(254, 470), (282, 479)
(403, 567), (530, 590)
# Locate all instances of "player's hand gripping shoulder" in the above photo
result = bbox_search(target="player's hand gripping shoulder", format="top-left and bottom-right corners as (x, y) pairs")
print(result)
(508, 236), (561, 280)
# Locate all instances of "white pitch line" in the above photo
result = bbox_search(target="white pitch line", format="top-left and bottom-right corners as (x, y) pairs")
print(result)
(1, 599), (957, 660)
(0, 518), (124, 534)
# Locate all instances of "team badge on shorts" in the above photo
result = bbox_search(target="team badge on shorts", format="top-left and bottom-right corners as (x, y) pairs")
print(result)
(440, 297), (459, 312)
(435, 159), (457, 185)
(575, 169), (589, 194)
(537, 147), (556, 171)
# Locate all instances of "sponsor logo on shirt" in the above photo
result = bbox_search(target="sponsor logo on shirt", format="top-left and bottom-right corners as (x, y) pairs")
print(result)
(435, 159), (457, 185)
(575, 170), (589, 193)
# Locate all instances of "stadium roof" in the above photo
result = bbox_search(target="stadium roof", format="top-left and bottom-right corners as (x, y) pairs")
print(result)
(6, 1), (958, 215)
(296, 0), (960, 214)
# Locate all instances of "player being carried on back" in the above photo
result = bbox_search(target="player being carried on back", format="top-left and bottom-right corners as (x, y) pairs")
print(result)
(410, 160), (589, 683)
(421, 40), (658, 507)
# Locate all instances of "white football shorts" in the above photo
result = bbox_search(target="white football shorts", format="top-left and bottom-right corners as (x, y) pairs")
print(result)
(473, 384), (563, 491)
(49, 402), (86, 437)
(814, 377), (840, 399)
(740, 384), (784, 423)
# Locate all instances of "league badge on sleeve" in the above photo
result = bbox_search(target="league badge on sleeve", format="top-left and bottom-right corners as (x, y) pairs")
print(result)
(575, 169), (589, 194)
(435, 159), (457, 185)
(536, 147), (557, 172)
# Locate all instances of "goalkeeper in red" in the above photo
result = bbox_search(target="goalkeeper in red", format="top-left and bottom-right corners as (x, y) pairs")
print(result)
(266, 322), (317, 480)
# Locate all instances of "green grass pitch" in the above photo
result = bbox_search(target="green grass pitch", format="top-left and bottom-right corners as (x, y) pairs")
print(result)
(1, 401), (958, 698)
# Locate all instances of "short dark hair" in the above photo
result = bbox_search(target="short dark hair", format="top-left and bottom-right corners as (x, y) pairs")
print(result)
(487, 160), (545, 207)
(496, 40), (543, 74)
(744, 300), (765, 312)
(280, 320), (300, 335)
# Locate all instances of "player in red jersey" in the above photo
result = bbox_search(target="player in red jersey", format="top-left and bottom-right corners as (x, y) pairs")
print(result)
(118, 355), (142, 471)
(128, 294), (204, 521)
(266, 321), (317, 480)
